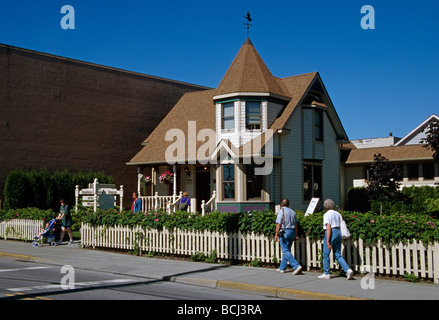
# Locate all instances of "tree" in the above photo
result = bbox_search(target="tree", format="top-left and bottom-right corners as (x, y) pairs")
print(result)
(366, 153), (404, 214)
(421, 119), (439, 162)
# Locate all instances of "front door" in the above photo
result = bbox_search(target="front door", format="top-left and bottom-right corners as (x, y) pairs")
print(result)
(196, 167), (211, 213)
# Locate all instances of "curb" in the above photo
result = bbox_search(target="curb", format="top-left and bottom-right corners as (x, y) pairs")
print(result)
(0, 251), (49, 262)
(173, 277), (367, 300)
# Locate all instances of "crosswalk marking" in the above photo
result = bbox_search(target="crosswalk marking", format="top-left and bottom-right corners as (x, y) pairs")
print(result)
(0, 266), (53, 273)
(7, 278), (141, 292)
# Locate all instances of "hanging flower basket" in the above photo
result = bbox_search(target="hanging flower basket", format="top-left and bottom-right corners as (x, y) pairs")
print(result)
(159, 171), (174, 184)
(144, 176), (152, 184)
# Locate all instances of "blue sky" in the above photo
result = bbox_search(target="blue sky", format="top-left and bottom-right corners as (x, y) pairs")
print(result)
(1, 0), (438, 140)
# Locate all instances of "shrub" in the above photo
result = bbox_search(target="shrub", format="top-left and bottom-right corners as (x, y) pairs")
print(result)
(3, 206), (439, 245)
(3, 168), (114, 210)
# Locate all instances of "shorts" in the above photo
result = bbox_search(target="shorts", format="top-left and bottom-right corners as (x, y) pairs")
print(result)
(61, 218), (73, 229)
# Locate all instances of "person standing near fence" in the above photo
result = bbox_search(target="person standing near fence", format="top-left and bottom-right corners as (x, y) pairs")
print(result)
(131, 192), (141, 213)
(178, 192), (191, 211)
(275, 198), (302, 275)
(318, 199), (354, 280)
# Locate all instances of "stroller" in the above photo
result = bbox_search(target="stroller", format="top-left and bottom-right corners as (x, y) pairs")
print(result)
(32, 219), (58, 247)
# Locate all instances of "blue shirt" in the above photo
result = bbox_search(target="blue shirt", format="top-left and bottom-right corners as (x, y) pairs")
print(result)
(178, 197), (191, 207)
(276, 207), (297, 229)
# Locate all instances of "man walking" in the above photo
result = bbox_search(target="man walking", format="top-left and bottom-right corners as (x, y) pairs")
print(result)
(275, 198), (302, 275)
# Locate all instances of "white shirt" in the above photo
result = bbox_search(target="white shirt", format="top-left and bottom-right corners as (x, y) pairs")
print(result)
(323, 210), (341, 230)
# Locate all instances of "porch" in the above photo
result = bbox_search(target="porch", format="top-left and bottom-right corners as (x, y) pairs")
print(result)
(135, 162), (276, 215)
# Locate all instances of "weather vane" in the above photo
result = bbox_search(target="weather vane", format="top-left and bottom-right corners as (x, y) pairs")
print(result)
(243, 11), (252, 38)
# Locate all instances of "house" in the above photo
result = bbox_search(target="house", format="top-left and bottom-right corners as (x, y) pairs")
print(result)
(128, 38), (349, 213)
(343, 114), (439, 201)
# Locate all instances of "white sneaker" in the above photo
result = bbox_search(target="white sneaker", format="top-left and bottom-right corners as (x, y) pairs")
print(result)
(292, 266), (302, 275)
(68, 240), (74, 245)
(346, 269), (354, 280)
(318, 273), (330, 280)
(276, 268), (286, 273)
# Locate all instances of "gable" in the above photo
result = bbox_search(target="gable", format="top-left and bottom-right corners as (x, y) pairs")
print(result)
(395, 114), (439, 146)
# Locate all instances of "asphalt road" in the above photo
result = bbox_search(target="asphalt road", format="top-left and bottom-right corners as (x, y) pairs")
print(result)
(0, 258), (283, 301)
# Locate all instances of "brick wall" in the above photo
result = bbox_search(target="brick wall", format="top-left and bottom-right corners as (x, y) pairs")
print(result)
(0, 44), (208, 209)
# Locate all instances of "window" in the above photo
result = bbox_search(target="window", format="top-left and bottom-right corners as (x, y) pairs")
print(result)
(222, 103), (234, 131)
(246, 101), (261, 130)
(303, 164), (322, 201)
(422, 163), (435, 180)
(407, 164), (419, 181)
(222, 164), (235, 200)
(315, 109), (323, 141)
(246, 164), (263, 200)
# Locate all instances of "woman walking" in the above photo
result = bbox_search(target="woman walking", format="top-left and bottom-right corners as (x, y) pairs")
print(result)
(318, 199), (353, 280)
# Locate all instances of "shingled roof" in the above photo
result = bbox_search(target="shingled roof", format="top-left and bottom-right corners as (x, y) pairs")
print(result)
(215, 38), (288, 98)
(128, 40), (344, 165)
(345, 144), (434, 164)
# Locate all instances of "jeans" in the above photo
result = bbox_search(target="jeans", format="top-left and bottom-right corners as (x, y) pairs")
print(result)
(323, 228), (350, 275)
(279, 229), (301, 271)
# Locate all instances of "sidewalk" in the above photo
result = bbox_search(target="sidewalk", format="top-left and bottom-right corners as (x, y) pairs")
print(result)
(0, 240), (438, 300)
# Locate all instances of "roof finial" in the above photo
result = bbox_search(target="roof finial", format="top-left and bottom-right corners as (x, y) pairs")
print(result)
(243, 11), (252, 39)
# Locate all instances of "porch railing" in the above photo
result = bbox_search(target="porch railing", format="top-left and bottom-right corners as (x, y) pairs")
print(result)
(140, 192), (196, 214)
(201, 191), (216, 216)
(140, 191), (216, 214)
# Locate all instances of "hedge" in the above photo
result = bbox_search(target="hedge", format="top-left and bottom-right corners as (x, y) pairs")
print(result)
(2, 207), (438, 245)
(3, 168), (114, 210)
(347, 186), (439, 216)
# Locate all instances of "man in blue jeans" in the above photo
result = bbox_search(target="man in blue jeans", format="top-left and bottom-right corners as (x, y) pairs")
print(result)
(275, 198), (302, 275)
(318, 198), (354, 280)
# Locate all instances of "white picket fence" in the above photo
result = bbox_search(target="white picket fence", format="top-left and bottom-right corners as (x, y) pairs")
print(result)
(80, 223), (439, 284)
(0, 219), (43, 241)
(1, 219), (438, 284)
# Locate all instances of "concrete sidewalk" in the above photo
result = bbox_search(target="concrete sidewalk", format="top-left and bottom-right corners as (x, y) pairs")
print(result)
(0, 240), (438, 300)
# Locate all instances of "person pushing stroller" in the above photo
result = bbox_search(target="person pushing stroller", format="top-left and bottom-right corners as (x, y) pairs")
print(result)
(56, 199), (74, 245)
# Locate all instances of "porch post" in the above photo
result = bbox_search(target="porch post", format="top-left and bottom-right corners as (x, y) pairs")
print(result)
(151, 167), (155, 195)
(173, 164), (177, 201)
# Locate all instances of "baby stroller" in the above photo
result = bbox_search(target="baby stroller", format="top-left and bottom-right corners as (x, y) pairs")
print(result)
(32, 219), (57, 247)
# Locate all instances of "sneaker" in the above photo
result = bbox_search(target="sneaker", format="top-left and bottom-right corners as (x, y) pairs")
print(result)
(68, 240), (74, 245)
(276, 268), (286, 273)
(346, 269), (354, 280)
(318, 273), (330, 280)
(292, 266), (302, 275)
(56, 240), (63, 245)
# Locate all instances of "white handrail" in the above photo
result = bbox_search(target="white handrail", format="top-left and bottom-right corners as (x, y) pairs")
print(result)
(201, 191), (216, 216)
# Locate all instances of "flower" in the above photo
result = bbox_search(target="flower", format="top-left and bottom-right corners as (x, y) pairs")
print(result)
(370, 220), (375, 223)
(144, 176), (151, 183)
(159, 171), (174, 183)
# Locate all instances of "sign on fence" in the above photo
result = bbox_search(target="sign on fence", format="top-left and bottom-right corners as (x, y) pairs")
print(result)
(75, 178), (124, 212)
(305, 197), (320, 216)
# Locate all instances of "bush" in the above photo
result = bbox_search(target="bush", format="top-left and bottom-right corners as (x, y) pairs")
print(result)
(347, 186), (439, 216)
(3, 168), (114, 210)
(3, 206), (439, 245)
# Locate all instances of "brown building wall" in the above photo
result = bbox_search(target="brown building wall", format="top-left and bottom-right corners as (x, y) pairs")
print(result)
(0, 44), (208, 209)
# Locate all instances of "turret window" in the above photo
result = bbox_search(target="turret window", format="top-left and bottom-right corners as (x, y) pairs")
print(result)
(246, 101), (261, 130)
(222, 103), (235, 131)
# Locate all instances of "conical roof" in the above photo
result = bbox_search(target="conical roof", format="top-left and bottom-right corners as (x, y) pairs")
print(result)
(215, 38), (288, 98)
